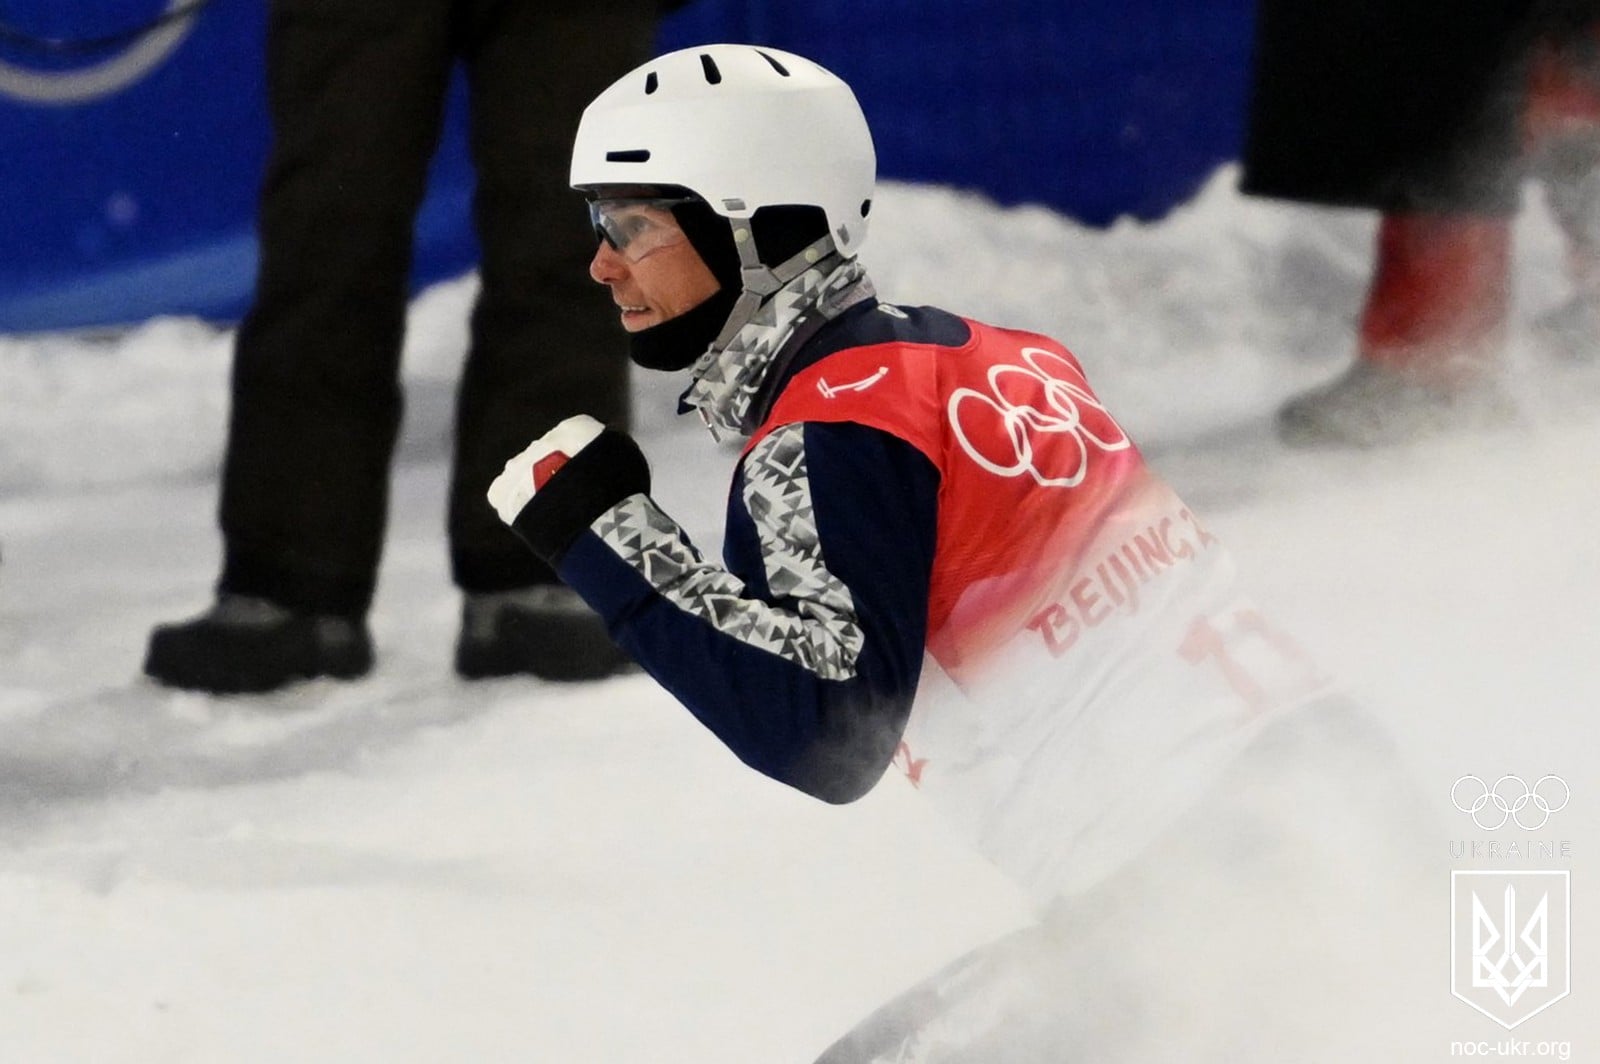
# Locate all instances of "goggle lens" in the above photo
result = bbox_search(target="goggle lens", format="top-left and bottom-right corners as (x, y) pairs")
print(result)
(588, 198), (692, 263)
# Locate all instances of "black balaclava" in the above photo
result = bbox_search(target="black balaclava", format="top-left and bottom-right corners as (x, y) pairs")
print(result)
(625, 200), (742, 371)
(625, 200), (831, 372)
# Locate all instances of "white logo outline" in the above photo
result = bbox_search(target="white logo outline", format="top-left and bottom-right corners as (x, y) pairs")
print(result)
(948, 345), (1130, 488)
(1451, 870), (1571, 1030)
(817, 366), (888, 399)
(1451, 775), (1570, 832)
(1472, 886), (1548, 1007)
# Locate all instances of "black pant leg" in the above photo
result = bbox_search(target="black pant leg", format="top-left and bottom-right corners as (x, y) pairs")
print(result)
(446, 0), (656, 593)
(219, 0), (453, 617)
(1242, 0), (1536, 213)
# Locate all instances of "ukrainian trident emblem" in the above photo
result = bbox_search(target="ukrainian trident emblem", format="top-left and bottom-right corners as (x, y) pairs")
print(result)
(1451, 871), (1571, 1029)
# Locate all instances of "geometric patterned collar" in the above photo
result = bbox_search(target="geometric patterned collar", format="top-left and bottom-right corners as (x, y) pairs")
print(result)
(679, 258), (876, 440)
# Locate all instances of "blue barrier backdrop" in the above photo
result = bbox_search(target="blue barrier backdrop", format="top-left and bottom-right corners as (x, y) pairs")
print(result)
(0, 0), (1254, 332)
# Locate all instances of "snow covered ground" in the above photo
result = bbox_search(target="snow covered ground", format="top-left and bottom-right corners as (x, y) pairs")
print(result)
(2, 169), (1597, 1061)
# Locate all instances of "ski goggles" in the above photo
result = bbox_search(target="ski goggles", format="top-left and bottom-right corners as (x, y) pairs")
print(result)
(588, 197), (694, 263)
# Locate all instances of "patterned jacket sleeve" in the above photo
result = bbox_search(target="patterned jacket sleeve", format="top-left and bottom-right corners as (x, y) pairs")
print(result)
(554, 420), (940, 803)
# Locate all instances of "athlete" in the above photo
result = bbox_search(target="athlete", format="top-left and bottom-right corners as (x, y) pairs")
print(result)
(489, 44), (1429, 1062)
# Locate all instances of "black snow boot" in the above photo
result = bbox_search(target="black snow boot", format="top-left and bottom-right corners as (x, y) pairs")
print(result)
(143, 595), (373, 694)
(454, 585), (634, 682)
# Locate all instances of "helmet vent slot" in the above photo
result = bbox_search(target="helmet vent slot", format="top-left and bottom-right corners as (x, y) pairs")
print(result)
(755, 51), (790, 76)
(700, 54), (722, 84)
(605, 150), (651, 163)
(644, 71), (658, 95)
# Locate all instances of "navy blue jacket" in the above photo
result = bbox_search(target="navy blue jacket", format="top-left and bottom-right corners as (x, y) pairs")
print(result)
(553, 300), (970, 802)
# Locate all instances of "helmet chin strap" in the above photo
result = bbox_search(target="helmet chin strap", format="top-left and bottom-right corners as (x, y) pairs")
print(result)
(680, 239), (875, 439)
(708, 223), (841, 353)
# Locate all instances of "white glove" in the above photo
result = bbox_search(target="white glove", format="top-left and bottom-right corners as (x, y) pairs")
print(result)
(487, 414), (607, 525)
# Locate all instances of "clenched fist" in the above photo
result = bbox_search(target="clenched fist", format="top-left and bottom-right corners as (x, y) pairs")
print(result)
(488, 415), (651, 565)
(488, 415), (608, 524)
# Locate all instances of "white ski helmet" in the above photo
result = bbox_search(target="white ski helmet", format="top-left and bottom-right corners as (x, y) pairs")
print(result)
(570, 44), (876, 258)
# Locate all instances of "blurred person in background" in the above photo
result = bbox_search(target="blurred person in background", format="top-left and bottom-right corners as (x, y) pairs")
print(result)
(1243, 0), (1600, 447)
(145, 0), (680, 694)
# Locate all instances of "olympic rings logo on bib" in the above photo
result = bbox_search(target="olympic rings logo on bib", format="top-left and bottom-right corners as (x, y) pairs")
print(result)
(1451, 774), (1570, 831)
(948, 346), (1130, 488)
